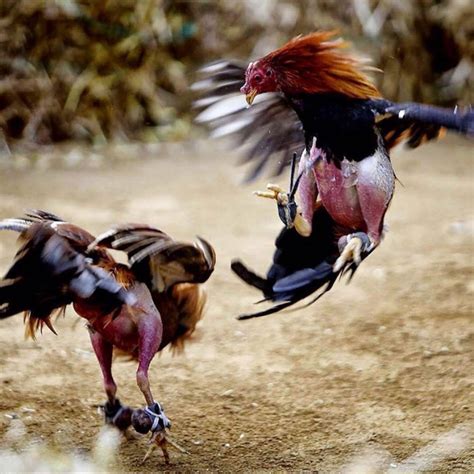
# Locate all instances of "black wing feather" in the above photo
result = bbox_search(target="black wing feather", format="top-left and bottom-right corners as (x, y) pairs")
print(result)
(373, 100), (473, 149)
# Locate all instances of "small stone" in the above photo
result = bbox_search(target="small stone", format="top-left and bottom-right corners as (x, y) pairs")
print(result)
(224, 443), (230, 448)
(192, 439), (203, 445)
(221, 389), (233, 397)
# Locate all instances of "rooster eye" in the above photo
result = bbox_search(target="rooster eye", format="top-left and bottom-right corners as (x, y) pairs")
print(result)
(265, 69), (272, 77)
(254, 74), (262, 83)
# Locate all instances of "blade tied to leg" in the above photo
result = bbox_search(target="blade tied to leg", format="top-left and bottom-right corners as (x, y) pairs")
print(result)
(145, 402), (171, 431)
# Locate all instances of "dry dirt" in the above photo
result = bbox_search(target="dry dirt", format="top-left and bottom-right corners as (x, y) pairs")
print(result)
(0, 138), (473, 472)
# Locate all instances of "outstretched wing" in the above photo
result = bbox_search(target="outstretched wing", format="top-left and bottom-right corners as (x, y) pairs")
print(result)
(90, 225), (216, 293)
(373, 100), (474, 149)
(193, 60), (304, 181)
(0, 212), (135, 337)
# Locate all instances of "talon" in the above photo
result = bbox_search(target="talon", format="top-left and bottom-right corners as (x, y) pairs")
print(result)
(142, 429), (189, 464)
(334, 235), (365, 272)
(254, 184), (289, 205)
(254, 190), (278, 199)
(266, 183), (285, 193)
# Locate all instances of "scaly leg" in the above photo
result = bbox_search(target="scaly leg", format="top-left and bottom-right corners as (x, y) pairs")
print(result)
(295, 146), (320, 236)
(256, 184), (313, 236)
(255, 144), (322, 237)
(130, 313), (183, 463)
(88, 325), (132, 431)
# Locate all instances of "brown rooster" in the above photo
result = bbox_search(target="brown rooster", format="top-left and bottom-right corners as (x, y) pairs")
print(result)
(195, 32), (473, 318)
(0, 210), (215, 462)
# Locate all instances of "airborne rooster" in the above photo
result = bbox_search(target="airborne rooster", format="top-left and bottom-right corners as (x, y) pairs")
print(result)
(0, 210), (215, 462)
(195, 31), (473, 319)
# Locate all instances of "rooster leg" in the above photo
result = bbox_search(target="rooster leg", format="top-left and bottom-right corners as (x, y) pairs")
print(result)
(88, 326), (132, 431)
(135, 313), (162, 407)
(254, 183), (312, 236)
(130, 313), (176, 463)
(333, 232), (373, 272)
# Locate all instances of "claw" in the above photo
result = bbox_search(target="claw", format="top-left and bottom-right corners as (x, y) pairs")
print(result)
(333, 236), (363, 273)
(254, 190), (280, 199)
(266, 183), (285, 193)
(142, 429), (189, 464)
(254, 183), (289, 205)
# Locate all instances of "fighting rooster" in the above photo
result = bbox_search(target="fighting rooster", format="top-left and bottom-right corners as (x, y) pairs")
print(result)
(0, 210), (215, 461)
(195, 32), (473, 318)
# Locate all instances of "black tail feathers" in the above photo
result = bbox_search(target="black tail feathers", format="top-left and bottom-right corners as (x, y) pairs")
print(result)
(231, 259), (338, 320)
(231, 206), (371, 320)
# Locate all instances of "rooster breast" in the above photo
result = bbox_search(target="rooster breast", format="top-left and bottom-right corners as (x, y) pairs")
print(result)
(312, 145), (395, 234)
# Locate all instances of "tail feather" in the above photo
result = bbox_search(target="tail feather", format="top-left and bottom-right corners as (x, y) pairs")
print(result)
(272, 263), (333, 295)
(231, 207), (367, 319)
(0, 218), (32, 233)
(230, 260), (270, 293)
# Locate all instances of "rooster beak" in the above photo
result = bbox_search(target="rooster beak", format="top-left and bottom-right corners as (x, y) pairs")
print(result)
(245, 89), (258, 106)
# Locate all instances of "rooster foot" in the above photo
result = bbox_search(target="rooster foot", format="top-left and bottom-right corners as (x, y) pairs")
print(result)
(254, 183), (289, 204)
(131, 402), (186, 464)
(334, 232), (372, 272)
(143, 429), (189, 464)
(103, 399), (133, 431)
(254, 184), (311, 236)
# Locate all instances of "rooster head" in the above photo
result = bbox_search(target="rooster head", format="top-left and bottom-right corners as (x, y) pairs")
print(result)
(241, 60), (278, 105)
(241, 31), (380, 103)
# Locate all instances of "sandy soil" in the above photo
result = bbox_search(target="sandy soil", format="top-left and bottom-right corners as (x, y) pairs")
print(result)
(0, 138), (472, 472)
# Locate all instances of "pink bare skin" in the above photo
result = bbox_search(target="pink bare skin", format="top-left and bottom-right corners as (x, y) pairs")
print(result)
(298, 142), (395, 246)
(74, 282), (162, 406)
(297, 149), (320, 231)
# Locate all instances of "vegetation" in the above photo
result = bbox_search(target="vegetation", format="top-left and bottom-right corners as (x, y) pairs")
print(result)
(0, 0), (472, 151)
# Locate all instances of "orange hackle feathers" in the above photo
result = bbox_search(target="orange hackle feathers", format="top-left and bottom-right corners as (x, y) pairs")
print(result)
(23, 306), (66, 340)
(264, 31), (381, 99)
(169, 283), (206, 354)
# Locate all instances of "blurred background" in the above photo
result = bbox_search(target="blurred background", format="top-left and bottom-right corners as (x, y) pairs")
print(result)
(0, 0), (473, 153)
(0, 1), (473, 472)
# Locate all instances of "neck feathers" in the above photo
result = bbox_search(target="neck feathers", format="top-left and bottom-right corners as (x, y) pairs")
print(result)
(264, 31), (381, 99)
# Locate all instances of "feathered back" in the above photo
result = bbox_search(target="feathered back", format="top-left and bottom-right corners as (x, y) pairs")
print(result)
(263, 31), (381, 99)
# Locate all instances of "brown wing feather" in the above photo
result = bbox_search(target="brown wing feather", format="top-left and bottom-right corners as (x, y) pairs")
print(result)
(91, 225), (216, 293)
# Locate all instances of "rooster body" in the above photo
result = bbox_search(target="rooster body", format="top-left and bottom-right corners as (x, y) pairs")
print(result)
(0, 211), (215, 461)
(195, 32), (473, 318)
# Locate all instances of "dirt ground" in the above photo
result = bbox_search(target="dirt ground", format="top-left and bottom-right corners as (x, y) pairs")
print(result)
(0, 138), (472, 472)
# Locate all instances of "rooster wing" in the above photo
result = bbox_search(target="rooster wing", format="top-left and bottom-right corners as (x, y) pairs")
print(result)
(90, 225), (216, 294)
